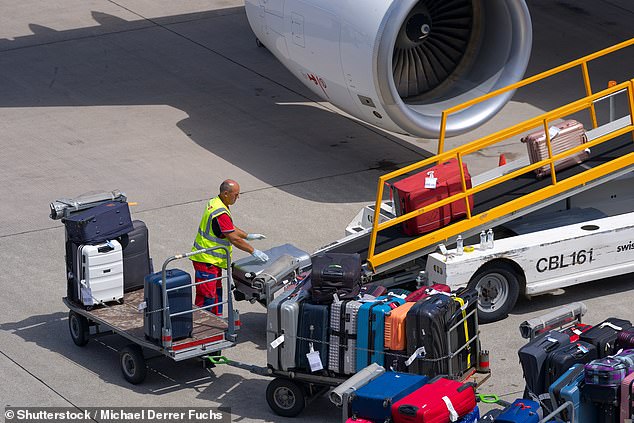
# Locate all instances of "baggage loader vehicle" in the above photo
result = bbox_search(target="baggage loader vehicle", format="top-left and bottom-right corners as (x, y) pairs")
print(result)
(64, 247), (239, 384)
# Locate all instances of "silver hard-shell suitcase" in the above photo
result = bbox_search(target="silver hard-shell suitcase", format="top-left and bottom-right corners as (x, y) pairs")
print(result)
(521, 119), (589, 178)
(78, 240), (124, 306)
(233, 243), (310, 305)
(329, 298), (362, 375)
(266, 279), (311, 371)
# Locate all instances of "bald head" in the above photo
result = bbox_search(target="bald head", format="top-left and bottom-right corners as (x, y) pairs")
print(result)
(219, 179), (240, 206)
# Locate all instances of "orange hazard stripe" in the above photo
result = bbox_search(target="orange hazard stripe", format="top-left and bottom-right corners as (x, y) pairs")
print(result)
(172, 334), (224, 351)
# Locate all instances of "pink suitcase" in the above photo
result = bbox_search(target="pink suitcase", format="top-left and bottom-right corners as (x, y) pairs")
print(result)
(521, 119), (589, 178)
(620, 372), (634, 423)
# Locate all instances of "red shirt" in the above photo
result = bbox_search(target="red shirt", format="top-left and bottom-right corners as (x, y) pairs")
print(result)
(213, 213), (234, 238)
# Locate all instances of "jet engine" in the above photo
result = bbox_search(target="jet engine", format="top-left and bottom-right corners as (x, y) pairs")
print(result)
(244, 0), (532, 138)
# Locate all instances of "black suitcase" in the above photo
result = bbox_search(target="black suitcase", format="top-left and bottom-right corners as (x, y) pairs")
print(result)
(63, 201), (133, 244)
(544, 341), (598, 391)
(579, 318), (632, 358)
(518, 330), (570, 399)
(405, 293), (456, 376)
(295, 302), (330, 371)
(582, 384), (619, 423)
(384, 350), (408, 372)
(144, 269), (193, 342)
(448, 288), (479, 376)
(119, 220), (152, 293)
(64, 233), (81, 303)
(310, 253), (362, 303)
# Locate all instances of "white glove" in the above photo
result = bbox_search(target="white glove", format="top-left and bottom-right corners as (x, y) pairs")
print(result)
(246, 233), (267, 241)
(252, 249), (269, 262)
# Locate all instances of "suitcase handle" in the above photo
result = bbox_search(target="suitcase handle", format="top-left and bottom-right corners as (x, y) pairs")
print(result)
(397, 404), (419, 416)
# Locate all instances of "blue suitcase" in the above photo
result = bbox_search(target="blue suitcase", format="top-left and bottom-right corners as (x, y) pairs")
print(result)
(63, 201), (133, 244)
(458, 406), (480, 422)
(144, 269), (193, 342)
(295, 302), (330, 371)
(350, 372), (428, 422)
(496, 399), (543, 423)
(356, 296), (406, 371)
(549, 363), (597, 423)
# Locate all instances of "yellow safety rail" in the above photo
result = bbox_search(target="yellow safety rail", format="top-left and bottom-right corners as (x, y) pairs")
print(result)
(366, 39), (634, 272)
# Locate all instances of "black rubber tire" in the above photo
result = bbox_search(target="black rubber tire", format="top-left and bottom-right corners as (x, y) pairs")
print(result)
(266, 378), (306, 417)
(469, 261), (520, 324)
(68, 311), (89, 347)
(119, 345), (147, 384)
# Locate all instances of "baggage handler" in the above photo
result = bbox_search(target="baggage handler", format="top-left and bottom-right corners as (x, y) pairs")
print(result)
(190, 179), (268, 315)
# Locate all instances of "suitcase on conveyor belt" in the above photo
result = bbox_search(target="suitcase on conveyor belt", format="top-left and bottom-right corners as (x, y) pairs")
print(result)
(549, 363), (597, 423)
(580, 318), (632, 357)
(544, 340), (598, 390)
(328, 298), (362, 375)
(405, 293), (456, 376)
(521, 119), (590, 178)
(79, 240), (124, 306)
(310, 252), (362, 303)
(144, 268), (192, 342)
(620, 372), (634, 423)
(63, 201), (133, 244)
(356, 296), (406, 371)
(266, 279), (311, 371)
(350, 372), (429, 423)
(391, 376), (477, 423)
(295, 302), (330, 371)
(392, 158), (474, 236)
(518, 330), (571, 399)
(118, 220), (152, 293)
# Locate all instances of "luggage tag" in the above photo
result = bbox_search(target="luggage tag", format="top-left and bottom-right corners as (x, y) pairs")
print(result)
(441, 396), (459, 422)
(405, 346), (426, 367)
(138, 301), (147, 312)
(424, 171), (437, 189)
(270, 334), (285, 349)
(306, 342), (323, 372)
(548, 126), (561, 139)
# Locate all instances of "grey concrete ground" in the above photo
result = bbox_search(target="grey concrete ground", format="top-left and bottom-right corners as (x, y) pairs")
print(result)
(0, 0), (633, 421)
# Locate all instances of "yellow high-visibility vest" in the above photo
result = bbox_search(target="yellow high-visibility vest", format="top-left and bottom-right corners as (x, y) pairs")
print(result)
(190, 196), (232, 267)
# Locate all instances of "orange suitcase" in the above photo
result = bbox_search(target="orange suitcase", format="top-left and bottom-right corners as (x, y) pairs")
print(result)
(385, 302), (416, 351)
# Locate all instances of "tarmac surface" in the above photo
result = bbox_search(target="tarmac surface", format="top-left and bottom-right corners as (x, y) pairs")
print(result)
(0, 0), (633, 421)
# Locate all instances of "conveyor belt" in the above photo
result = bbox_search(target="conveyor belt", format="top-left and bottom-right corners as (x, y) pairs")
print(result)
(323, 132), (634, 271)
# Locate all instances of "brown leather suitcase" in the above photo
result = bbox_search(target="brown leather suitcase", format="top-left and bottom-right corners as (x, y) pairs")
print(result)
(521, 119), (589, 178)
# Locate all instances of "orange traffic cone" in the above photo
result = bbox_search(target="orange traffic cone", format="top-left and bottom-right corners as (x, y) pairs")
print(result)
(498, 154), (507, 166)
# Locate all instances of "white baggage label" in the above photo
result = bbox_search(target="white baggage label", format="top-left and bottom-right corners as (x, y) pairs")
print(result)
(138, 301), (147, 311)
(81, 286), (94, 306)
(424, 170), (437, 189)
(405, 346), (426, 367)
(270, 334), (285, 349)
(307, 350), (323, 372)
(548, 126), (561, 139)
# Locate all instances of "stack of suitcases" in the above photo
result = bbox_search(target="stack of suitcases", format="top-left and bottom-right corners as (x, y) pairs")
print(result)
(61, 200), (150, 307)
(516, 316), (634, 423)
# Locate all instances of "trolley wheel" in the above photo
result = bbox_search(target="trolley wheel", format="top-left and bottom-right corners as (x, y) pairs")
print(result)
(266, 377), (306, 417)
(119, 345), (147, 384)
(469, 261), (520, 324)
(68, 311), (89, 347)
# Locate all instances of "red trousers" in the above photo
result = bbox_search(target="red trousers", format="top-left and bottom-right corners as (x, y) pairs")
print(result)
(192, 261), (223, 315)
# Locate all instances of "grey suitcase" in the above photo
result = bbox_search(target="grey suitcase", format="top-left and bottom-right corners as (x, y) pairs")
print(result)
(266, 279), (311, 371)
(521, 119), (589, 178)
(233, 243), (310, 305)
(329, 298), (363, 375)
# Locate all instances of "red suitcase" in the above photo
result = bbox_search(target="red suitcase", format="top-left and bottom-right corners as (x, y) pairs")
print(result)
(562, 323), (593, 343)
(392, 377), (477, 423)
(521, 119), (589, 178)
(621, 372), (634, 423)
(392, 159), (473, 236)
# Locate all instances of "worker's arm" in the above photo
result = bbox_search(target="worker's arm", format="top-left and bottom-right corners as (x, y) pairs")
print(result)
(225, 231), (254, 254)
(235, 227), (266, 241)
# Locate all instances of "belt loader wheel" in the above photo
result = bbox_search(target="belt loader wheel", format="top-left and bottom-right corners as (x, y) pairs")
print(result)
(120, 344), (147, 384)
(469, 261), (520, 324)
(266, 377), (306, 417)
(68, 311), (89, 347)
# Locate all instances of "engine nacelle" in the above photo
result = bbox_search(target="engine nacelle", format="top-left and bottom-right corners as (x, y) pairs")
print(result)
(245, 0), (532, 138)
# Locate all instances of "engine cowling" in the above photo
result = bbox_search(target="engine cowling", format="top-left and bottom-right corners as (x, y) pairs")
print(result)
(244, 0), (532, 138)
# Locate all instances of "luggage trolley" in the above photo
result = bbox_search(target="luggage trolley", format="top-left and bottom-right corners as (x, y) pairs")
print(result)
(63, 247), (240, 384)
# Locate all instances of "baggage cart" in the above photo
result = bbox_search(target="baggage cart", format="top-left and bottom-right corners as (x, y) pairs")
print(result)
(63, 246), (239, 384)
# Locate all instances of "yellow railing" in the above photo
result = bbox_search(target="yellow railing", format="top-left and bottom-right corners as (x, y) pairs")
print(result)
(366, 38), (634, 272)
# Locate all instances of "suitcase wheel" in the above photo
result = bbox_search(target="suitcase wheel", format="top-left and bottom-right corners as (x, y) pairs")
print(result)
(120, 344), (147, 384)
(68, 310), (90, 347)
(266, 377), (306, 417)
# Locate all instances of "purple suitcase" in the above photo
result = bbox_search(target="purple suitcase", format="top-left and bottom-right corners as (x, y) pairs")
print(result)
(617, 328), (634, 350)
(521, 119), (589, 178)
(585, 357), (631, 386)
(620, 372), (634, 423)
